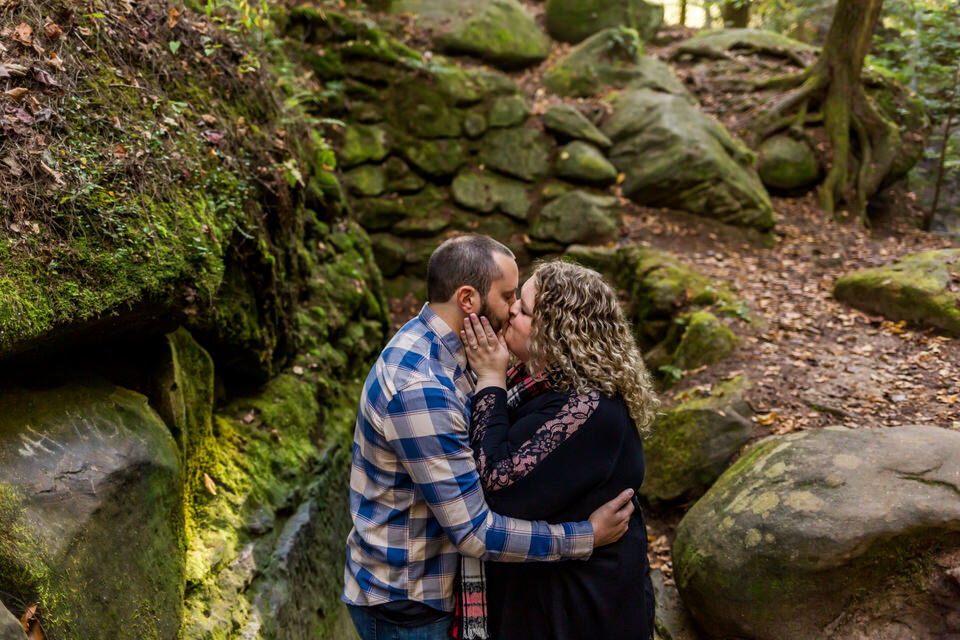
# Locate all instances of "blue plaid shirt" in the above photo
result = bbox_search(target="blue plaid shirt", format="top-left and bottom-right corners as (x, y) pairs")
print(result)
(342, 304), (594, 611)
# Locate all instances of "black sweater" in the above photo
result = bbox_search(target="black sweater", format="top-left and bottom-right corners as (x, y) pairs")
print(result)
(470, 386), (655, 640)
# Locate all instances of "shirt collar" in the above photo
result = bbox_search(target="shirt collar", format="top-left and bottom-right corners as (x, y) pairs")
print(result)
(419, 303), (468, 372)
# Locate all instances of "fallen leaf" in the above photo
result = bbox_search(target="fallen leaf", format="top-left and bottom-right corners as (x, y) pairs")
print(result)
(242, 410), (256, 424)
(938, 394), (958, 405)
(43, 22), (62, 40)
(33, 68), (59, 87)
(3, 155), (23, 176)
(14, 23), (32, 46)
(755, 412), (778, 426)
(202, 129), (224, 145)
(5, 87), (29, 101)
(203, 472), (217, 495)
(169, 8), (179, 28)
(292, 365), (305, 375)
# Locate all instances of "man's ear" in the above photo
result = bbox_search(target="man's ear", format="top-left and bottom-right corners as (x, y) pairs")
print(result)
(455, 285), (479, 314)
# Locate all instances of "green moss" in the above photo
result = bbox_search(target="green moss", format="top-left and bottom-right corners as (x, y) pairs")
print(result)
(671, 310), (740, 371)
(833, 249), (960, 336)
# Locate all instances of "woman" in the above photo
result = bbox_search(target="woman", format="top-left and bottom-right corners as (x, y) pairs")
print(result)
(459, 260), (659, 640)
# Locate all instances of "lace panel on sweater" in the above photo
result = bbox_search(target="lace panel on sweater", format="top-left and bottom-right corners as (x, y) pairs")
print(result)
(472, 390), (600, 492)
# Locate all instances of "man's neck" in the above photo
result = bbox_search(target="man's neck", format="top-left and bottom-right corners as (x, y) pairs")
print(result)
(427, 302), (465, 345)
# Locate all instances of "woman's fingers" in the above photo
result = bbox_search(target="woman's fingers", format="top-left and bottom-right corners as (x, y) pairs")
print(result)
(461, 317), (479, 351)
(480, 316), (497, 342)
(470, 314), (489, 348)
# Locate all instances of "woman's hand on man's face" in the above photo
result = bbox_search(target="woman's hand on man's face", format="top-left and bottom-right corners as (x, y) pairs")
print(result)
(462, 313), (510, 389)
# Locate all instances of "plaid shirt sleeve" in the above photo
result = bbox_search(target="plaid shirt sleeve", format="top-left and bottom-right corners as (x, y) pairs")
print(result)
(381, 382), (594, 562)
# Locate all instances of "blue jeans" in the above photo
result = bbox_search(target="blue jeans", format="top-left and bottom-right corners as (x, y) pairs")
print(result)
(346, 604), (453, 640)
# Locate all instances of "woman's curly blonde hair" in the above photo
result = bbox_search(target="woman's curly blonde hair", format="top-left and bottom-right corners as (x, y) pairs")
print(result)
(527, 260), (659, 435)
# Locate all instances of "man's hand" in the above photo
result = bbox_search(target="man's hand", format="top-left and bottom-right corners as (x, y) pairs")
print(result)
(589, 488), (635, 547)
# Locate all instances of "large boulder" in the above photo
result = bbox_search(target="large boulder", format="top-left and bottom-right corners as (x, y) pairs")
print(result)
(673, 425), (960, 639)
(642, 376), (753, 503)
(833, 249), (960, 337)
(545, 0), (663, 44)
(757, 135), (820, 191)
(604, 89), (775, 231)
(545, 29), (692, 99)
(0, 382), (182, 640)
(389, 0), (550, 69)
(530, 191), (621, 245)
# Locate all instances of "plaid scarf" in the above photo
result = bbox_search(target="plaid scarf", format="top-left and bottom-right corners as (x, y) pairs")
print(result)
(453, 362), (552, 640)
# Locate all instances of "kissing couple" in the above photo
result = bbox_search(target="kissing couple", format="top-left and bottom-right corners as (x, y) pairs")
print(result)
(343, 234), (659, 640)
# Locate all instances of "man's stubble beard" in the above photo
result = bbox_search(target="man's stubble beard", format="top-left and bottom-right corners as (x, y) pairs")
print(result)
(477, 298), (505, 333)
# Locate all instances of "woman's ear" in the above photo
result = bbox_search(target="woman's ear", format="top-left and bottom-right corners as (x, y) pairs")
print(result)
(455, 285), (479, 314)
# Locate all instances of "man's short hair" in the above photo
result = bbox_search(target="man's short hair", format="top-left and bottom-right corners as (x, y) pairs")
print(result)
(427, 235), (515, 303)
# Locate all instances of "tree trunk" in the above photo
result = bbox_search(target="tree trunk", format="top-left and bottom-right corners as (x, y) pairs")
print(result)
(722, 1), (750, 28)
(749, 0), (902, 224)
(680, 0), (688, 26)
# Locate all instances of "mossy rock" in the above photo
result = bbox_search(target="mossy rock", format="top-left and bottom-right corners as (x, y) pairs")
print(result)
(542, 104), (612, 149)
(344, 164), (387, 196)
(540, 179), (579, 201)
(383, 156), (426, 193)
(452, 211), (526, 243)
(642, 375), (753, 503)
(672, 27), (817, 62)
(370, 233), (409, 277)
(673, 425), (960, 639)
(385, 76), (463, 138)
(384, 186), (454, 237)
(353, 196), (409, 230)
(832, 249), (960, 337)
(0, 382), (182, 640)
(545, 0), (664, 44)
(544, 29), (692, 99)
(478, 127), (552, 183)
(555, 141), (619, 185)
(390, 0), (551, 69)
(451, 170), (532, 220)
(530, 191), (621, 245)
(340, 124), (392, 168)
(463, 111), (488, 139)
(395, 135), (468, 177)
(605, 89), (775, 232)
(671, 310), (740, 371)
(756, 135), (820, 191)
(563, 244), (742, 347)
(631, 251), (734, 322)
(488, 94), (531, 128)
(383, 274), (428, 300)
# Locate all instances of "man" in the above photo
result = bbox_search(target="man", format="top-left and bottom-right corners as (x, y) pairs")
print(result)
(343, 234), (636, 639)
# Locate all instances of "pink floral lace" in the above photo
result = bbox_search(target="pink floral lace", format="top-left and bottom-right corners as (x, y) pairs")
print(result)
(472, 390), (601, 491)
